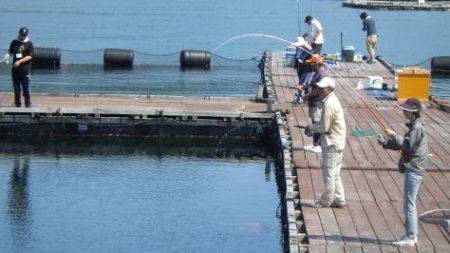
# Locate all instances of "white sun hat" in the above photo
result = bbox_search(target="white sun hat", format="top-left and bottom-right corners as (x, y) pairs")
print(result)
(292, 36), (306, 48)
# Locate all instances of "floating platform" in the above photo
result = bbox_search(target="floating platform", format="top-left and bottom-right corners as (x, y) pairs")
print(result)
(263, 52), (450, 252)
(0, 93), (273, 138)
(343, 0), (450, 11)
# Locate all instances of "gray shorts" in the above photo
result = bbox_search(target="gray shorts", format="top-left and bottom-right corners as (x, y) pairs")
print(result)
(308, 105), (322, 123)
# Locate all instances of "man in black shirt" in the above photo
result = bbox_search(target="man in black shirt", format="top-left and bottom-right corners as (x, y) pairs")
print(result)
(3, 27), (34, 107)
(360, 12), (378, 64)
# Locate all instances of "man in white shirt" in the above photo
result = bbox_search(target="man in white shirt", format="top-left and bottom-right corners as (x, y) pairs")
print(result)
(305, 77), (347, 208)
(303, 15), (324, 54)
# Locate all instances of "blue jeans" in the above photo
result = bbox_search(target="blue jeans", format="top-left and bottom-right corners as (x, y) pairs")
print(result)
(403, 170), (423, 240)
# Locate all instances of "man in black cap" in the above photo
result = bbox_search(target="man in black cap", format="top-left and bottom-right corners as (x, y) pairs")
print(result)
(303, 15), (324, 54)
(359, 12), (378, 64)
(378, 98), (428, 246)
(2, 27), (34, 107)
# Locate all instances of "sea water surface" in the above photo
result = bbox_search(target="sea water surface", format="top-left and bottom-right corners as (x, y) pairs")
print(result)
(0, 138), (283, 252)
(0, 0), (448, 97)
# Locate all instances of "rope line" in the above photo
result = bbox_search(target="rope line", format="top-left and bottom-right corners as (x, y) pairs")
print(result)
(389, 57), (431, 68)
(0, 48), (261, 62)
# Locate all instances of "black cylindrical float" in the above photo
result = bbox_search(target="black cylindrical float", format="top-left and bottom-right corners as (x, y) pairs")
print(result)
(180, 50), (211, 69)
(103, 48), (134, 69)
(32, 47), (61, 70)
(431, 56), (450, 75)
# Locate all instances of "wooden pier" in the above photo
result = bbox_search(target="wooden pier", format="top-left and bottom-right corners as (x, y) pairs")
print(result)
(0, 93), (273, 138)
(343, 0), (450, 11)
(264, 52), (450, 252)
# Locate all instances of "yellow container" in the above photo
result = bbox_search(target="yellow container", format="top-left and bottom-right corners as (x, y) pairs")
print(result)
(396, 67), (430, 101)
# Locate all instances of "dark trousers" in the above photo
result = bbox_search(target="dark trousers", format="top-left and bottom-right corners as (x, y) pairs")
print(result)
(296, 62), (311, 83)
(312, 43), (322, 54)
(312, 118), (321, 146)
(12, 68), (31, 107)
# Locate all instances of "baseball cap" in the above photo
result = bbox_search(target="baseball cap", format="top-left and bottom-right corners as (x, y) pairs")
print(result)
(396, 98), (422, 112)
(316, 77), (335, 89)
(305, 15), (313, 23)
(360, 12), (368, 19)
(18, 27), (29, 37)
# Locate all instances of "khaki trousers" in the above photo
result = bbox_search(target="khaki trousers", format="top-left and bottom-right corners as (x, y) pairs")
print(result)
(320, 145), (346, 206)
(366, 35), (378, 61)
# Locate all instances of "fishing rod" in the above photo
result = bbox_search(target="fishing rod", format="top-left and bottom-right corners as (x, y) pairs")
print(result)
(297, 0), (301, 36)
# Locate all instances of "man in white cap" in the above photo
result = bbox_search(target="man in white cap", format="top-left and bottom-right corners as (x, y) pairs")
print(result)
(305, 77), (347, 208)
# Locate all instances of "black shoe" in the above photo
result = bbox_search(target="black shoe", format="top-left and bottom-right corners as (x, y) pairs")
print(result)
(25, 103), (32, 108)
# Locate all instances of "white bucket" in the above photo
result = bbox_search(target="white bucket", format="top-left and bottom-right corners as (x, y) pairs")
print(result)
(365, 76), (384, 89)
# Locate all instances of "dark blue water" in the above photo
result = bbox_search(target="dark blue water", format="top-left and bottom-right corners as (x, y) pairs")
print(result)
(0, 0), (448, 97)
(0, 139), (282, 252)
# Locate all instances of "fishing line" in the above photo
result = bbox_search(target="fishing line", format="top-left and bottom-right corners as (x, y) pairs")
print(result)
(212, 34), (292, 53)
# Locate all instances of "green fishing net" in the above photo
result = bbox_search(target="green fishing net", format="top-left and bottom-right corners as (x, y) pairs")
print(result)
(349, 129), (378, 137)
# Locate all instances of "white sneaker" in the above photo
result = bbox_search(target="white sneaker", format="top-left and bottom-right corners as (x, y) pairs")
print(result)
(392, 236), (417, 246)
(303, 145), (322, 153)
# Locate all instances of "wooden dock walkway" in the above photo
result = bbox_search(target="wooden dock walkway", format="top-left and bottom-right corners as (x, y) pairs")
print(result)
(0, 93), (269, 117)
(343, 0), (450, 12)
(266, 52), (450, 252)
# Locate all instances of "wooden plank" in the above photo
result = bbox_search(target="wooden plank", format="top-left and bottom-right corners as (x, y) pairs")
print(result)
(308, 244), (327, 253)
(302, 204), (327, 246)
(351, 170), (375, 202)
(334, 206), (362, 247)
(365, 171), (406, 251)
(346, 200), (379, 247)
(340, 170), (359, 202)
(429, 172), (450, 199)
(317, 207), (344, 245)
(311, 169), (325, 201)
(298, 169), (315, 200)
(421, 173), (449, 209)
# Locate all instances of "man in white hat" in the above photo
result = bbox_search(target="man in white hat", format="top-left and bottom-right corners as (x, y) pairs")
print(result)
(305, 77), (347, 208)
